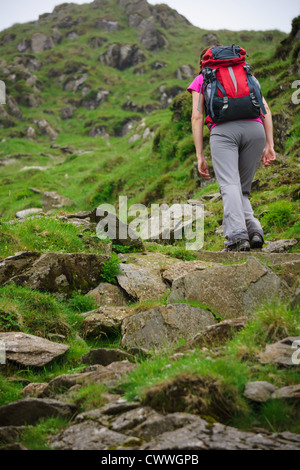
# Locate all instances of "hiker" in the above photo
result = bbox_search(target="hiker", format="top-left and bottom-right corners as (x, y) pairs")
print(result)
(187, 44), (276, 251)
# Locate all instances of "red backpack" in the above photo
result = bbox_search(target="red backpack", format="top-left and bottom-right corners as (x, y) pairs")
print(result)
(199, 44), (266, 129)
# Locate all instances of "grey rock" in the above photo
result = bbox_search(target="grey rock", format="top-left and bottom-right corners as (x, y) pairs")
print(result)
(42, 191), (76, 211)
(0, 426), (25, 444)
(185, 317), (248, 349)
(17, 39), (31, 53)
(131, 412), (199, 441)
(0, 332), (69, 367)
(81, 348), (133, 366)
(168, 257), (290, 319)
(139, 17), (168, 51)
(50, 422), (133, 450)
(271, 384), (300, 400)
(21, 383), (48, 397)
(96, 19), (119, 31)
(110, 406), (155, 433)
(15, 208), (43, 219)
(262, 239), (298, 253)
(0, 251), (40, 286)
(7, 252), (110, 295)
(258, 336), (300, 367)
(6, 96), (23, 120)
(117, 263), (167, 302)
(291, 287), (300, 310)
(161, 259), (219, 284)
(202, 33), (219, 45)
(142, 417), (300, 450)
(31, 33), (55, 53)
(99, 43), (146, 70)
(176, 65), (195, 80)
(37, 119), (58, 140)
(80, 305), (134, 338)
(243, 381), (276, 403)
(87, 282), (129, 307)
(121, 303), (217, 349)
(42, 361), (136, 396)
(0, 398), (76, 426)
(60, 106), (75, 120)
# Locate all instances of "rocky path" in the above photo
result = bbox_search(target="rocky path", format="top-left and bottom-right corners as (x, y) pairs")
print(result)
(0, 243), (299, 450)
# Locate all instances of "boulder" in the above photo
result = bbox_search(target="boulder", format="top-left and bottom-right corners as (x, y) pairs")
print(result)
(42, 361), (136, 397)
(50, 422), (134, 450)
(262, 239), (298, 253)
(21, 383), (48, 397)
(6, 96), (23, 120)
(142, 417), (300, 450)
(121, 303), (217, 349)
(0, 426), (25, 444)
(17, 39), (31, 53)
(81, 306), (134, 338)
(0, 332), (69, 367)
(81, 348), (133, 366)
(243, 381), (276, 403)
(95, 19), (119, 31)
(202, 33), (219, 45)
(0, 251), (40, 286)
(87, 282), (129, 307)
(7, 252), (110, 295)
(176, 65), (195, 80)
(99, 43), (146, 70)
(37, 119), (58, 140)
(258, 336), (300, 367)
(139, 17), (168, 51)
(184, 317), (248, 349)
(0, 398), (76, 426)
(15, 208), (43, 219)
(42, 191), (76, 212)
(167, 257), (290, 319)
(31, 33), (55, 53)
(271, 384), (300, 400)
(116, 263), (167, 302)
(161, 259), (219, 284)
(60, 106), (75, 120)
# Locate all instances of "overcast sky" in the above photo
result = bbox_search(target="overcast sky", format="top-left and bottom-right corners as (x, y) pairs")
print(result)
(0, 0), (299, 33)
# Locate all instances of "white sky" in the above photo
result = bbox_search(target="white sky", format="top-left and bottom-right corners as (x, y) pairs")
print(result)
(0, 0), (299, 33)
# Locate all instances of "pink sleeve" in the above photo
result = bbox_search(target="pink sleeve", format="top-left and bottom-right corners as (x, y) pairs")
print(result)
(187, 74), (204, 95)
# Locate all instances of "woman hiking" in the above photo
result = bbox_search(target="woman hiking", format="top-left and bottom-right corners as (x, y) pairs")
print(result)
(187, 44), (276, 251)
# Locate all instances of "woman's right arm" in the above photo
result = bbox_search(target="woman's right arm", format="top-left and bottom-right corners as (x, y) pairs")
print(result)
(191, 91), (210, 179)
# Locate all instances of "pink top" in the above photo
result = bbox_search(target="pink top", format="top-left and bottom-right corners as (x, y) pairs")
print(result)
(187, 74), (263, 131)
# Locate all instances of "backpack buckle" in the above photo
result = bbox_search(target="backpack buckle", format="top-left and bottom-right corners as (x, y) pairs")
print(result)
(222, 96), (229, 110)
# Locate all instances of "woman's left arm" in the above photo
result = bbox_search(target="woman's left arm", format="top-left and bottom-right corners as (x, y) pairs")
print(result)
(191, 91), (210, 179)
(261, 96), (276, 167)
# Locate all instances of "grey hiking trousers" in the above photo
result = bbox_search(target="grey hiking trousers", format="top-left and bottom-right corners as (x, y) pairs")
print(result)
(210, 120), (266, 247)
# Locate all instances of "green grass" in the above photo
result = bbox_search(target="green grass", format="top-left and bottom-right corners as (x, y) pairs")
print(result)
(117, 300), (300, 432)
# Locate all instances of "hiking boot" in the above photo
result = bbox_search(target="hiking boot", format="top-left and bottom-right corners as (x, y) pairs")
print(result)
(225, 239), (250, 252)
(250, 233), (264, 249)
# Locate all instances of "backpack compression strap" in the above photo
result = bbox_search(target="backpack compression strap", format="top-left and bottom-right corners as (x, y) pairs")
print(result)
(244, 66), (267, 115)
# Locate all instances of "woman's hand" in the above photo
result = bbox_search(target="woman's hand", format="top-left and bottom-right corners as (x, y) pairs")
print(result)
(198, 156), (211, 179)
(263, 144), (276, 167)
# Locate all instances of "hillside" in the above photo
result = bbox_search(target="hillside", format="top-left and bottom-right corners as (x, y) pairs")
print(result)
(0, 0), (299, 452)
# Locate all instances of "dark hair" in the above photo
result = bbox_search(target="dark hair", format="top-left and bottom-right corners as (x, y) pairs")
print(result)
(199, 43), (223, 73)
